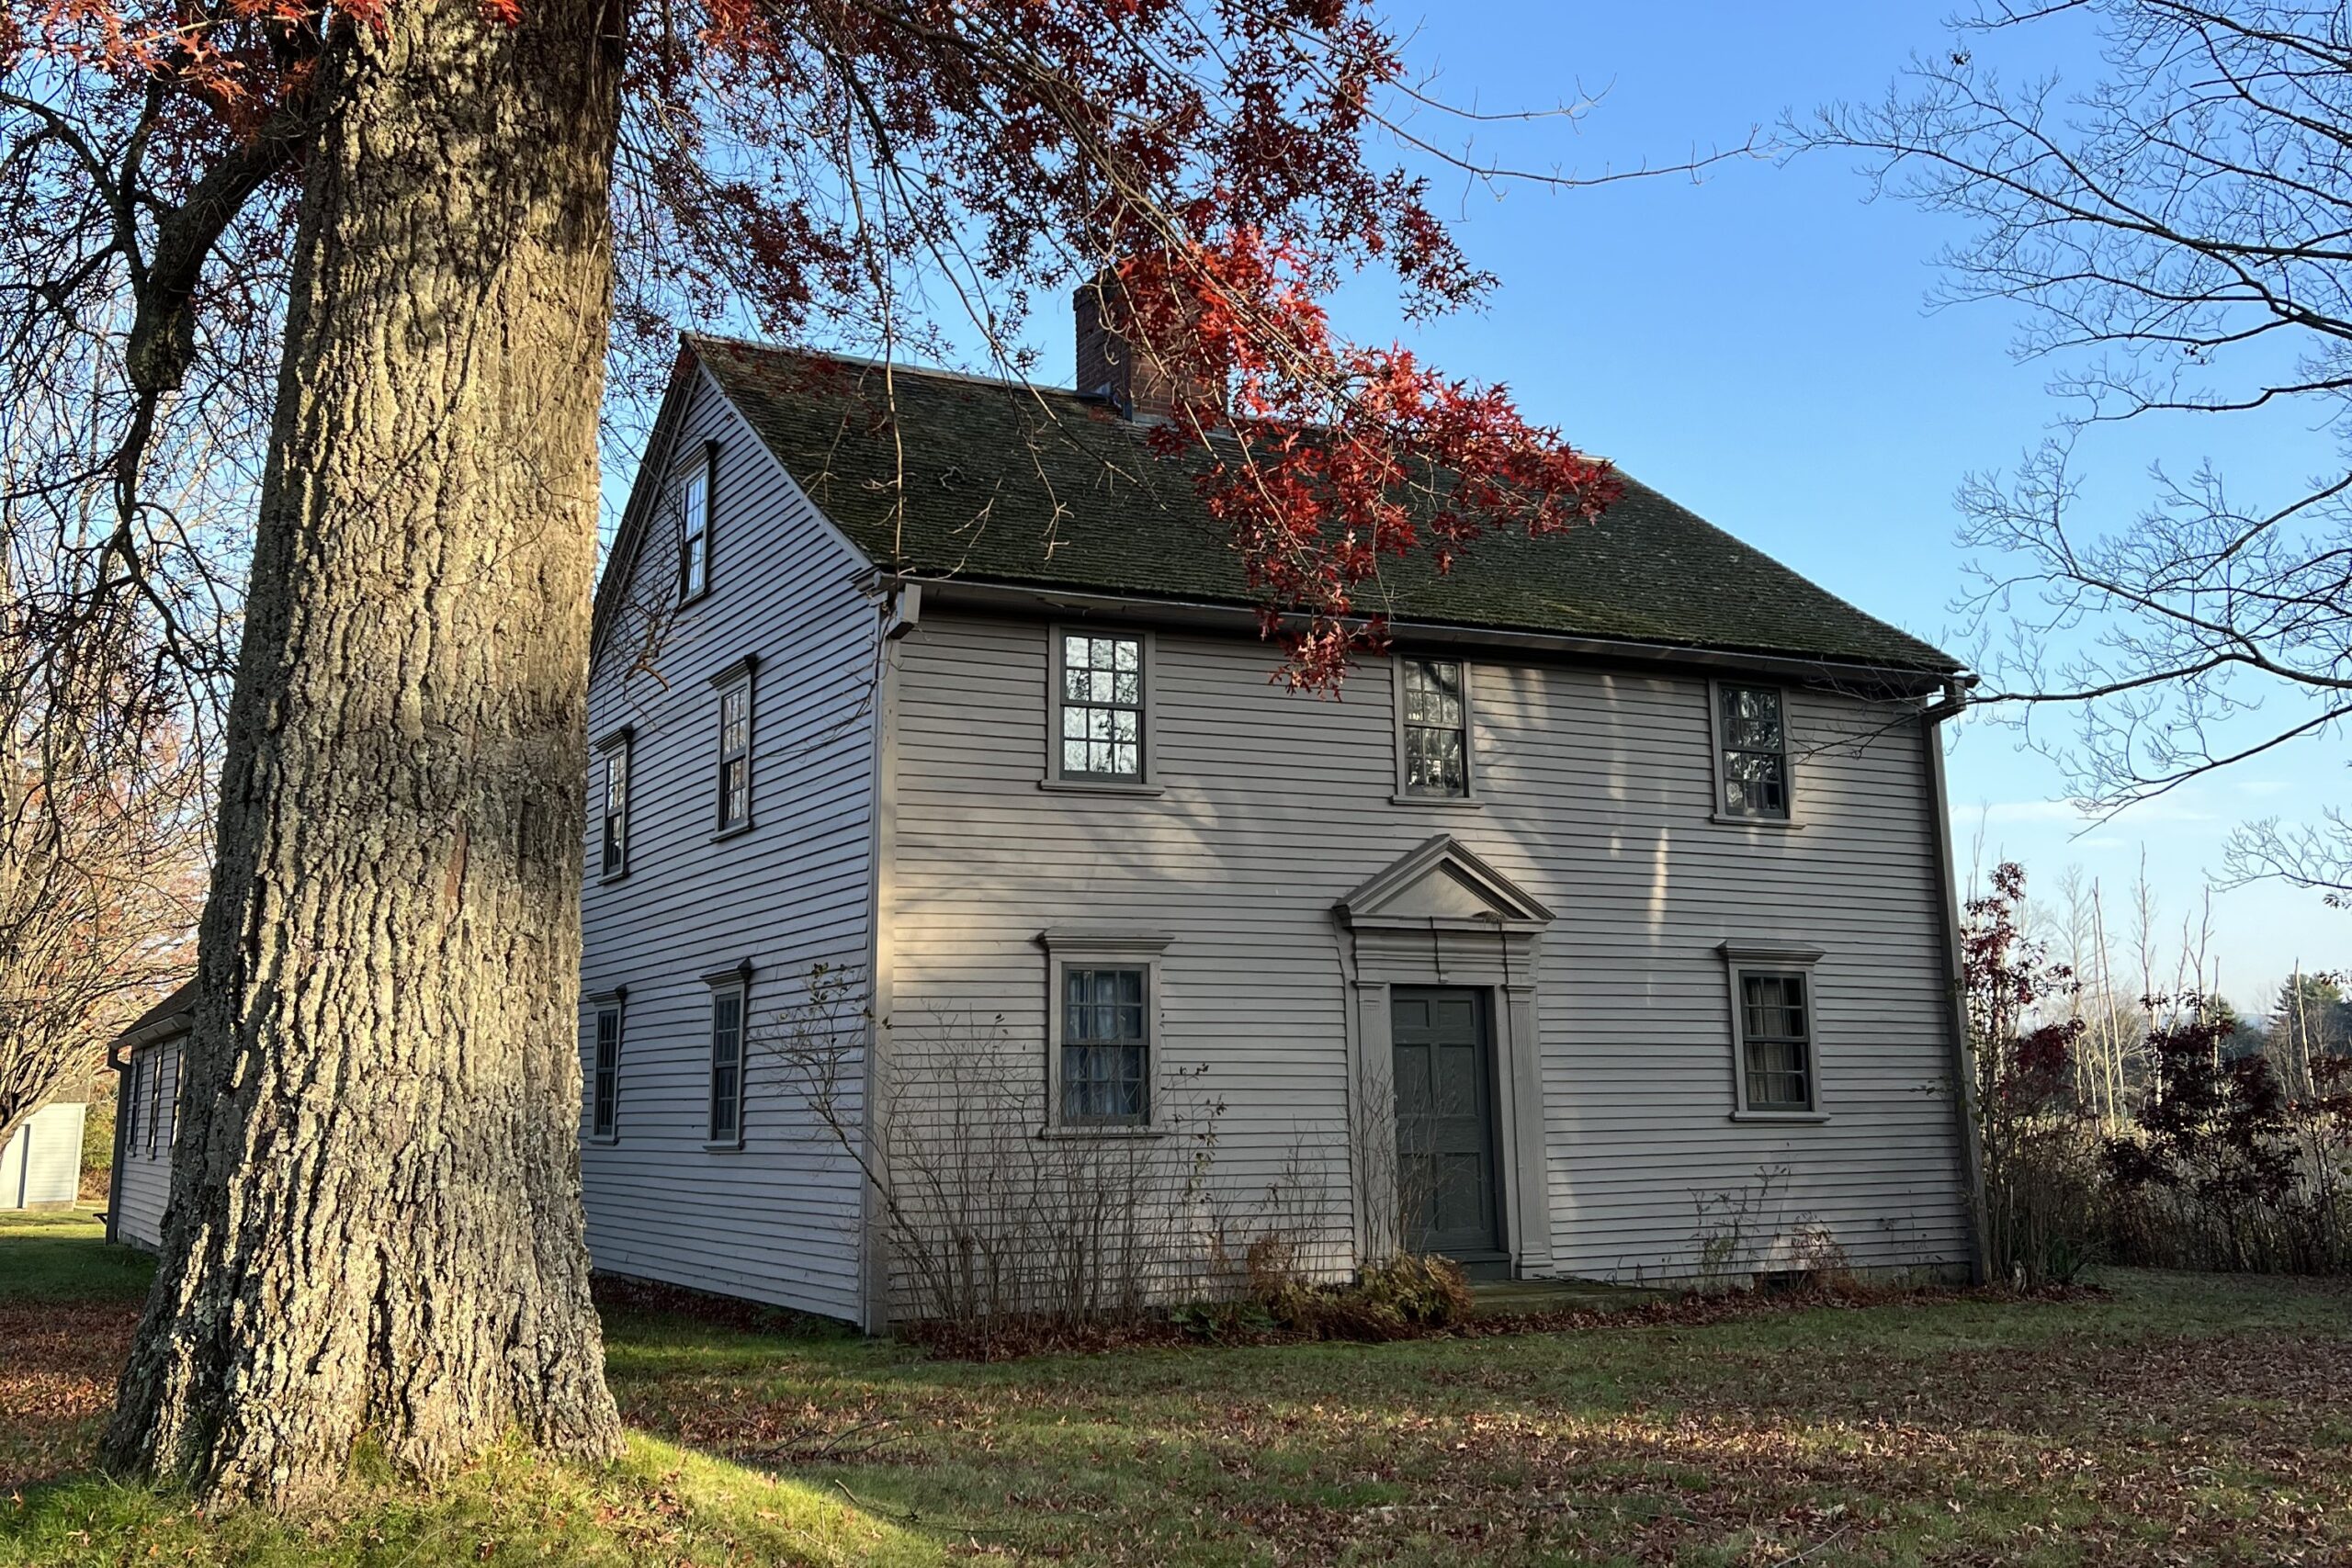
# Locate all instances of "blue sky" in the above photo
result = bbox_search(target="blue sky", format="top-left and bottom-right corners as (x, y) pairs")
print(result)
(1256, 3), (2342, 1010)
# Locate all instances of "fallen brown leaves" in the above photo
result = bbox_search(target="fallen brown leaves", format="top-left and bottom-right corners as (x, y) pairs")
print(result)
(894, 1279), (2100, 1363)
(0, 1300), (136, 1494)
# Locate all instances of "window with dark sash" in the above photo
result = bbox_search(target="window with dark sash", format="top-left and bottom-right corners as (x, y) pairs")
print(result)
(122, 1052), (144, 1157)
(1737, 972), (1814, 1112)
(146, 1049), (167, 1156)
(1399, 656), (1470, 797)
(707, 984), (744, 1144)
(592, 1004), (622, 1139)
(680, 450), (712, 600)
(1061, 965), (1148, 1126)
(716, 682), (751, 831)
(1057, 633), (1144, 781)
(599, 742), (629, 877)
(1717, 683), (1790, 819)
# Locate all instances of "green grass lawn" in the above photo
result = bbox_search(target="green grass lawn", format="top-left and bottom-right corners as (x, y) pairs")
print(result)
(6, 1210), (2350, 1565)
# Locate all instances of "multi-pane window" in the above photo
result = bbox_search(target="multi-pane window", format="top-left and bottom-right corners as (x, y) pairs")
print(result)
(1057, 634), (1143, 780)
(1061, 965), (1148, 1126)
(599, 743), (629, 877)
(1718, 683), (1790, 819)
(680, 452), (712, 600)
(716, 682), (751, 830)
(1400, 657), (1469, 797)
(708, 985), (744, 1144)
(1738, 972), (1813, 1112)
(592, 1005), (622, 1139)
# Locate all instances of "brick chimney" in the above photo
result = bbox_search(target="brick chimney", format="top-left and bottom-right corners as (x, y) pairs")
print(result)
(1074, 272), (1202, 423)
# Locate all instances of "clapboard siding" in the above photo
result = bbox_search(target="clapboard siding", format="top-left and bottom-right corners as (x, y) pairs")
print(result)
(886, 610), (1971, 1288)
(2, 1100), (85, 1210)
(111, 1037), (180, 1249)
(580, 365), (876, 1322)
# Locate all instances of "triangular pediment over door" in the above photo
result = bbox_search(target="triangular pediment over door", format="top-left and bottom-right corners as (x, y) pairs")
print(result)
(1334, 834), (1555, 933)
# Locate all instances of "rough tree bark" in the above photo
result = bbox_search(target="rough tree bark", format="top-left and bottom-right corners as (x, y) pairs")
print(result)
(102, 0), (628, 1506)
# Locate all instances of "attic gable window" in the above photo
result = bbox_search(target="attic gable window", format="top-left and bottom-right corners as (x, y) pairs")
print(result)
(1714, 682), (1791, 821)
(1397, 656), (1471, 799)
(1054, 631), (1146, 783)
(679, 446), (714, 601)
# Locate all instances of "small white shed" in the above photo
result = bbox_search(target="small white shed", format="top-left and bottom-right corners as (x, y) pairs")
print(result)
(1, 1100), (86, 1209)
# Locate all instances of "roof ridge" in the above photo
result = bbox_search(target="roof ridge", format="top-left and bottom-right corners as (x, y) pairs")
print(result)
(684, 333), (1106, 404)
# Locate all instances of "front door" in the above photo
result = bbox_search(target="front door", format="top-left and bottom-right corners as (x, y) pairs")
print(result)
(1389, 987), (1505, 1276)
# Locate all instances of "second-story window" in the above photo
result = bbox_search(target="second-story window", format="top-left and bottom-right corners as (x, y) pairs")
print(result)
(1057, 632), (1144, 782)
(679, 448), (713, 601)
(1399, 656), (1470, 798)
(716, 678), (752, 832)
(597, 733), (630, 878)
(1716, 683), (1790, 820)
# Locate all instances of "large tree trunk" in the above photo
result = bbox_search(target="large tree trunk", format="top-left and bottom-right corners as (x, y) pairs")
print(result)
(103, 0), (627, 1507)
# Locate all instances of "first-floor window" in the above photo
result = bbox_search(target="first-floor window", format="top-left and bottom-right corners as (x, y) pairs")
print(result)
(1061, 964), (1149, 1125)
(707, 982), (745, 1144)
(1737, 970), (1814, 1112)
(591, 1003), (622, 1138)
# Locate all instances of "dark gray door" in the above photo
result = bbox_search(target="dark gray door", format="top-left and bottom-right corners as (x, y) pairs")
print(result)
(1390, 987), (1504, 1271)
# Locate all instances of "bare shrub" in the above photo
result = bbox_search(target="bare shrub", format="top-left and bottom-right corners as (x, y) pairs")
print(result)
(758, 965), (1347, 1333)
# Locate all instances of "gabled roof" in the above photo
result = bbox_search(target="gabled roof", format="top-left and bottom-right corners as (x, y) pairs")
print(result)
(653, 334), (1959, 677)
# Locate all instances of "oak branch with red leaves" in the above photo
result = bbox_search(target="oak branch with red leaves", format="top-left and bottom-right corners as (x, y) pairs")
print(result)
(5, 0), (1642, 1509)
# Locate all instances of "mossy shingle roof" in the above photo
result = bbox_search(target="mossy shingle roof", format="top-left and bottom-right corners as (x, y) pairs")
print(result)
(691, 335), (1959, 675)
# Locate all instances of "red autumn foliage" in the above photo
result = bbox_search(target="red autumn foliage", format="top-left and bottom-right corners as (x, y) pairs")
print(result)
(6, 0), (1623, 688)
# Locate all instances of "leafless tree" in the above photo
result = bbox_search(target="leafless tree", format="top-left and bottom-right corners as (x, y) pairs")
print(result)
(1796, 2), (2352, 897)
(0, 436), (208, 1147)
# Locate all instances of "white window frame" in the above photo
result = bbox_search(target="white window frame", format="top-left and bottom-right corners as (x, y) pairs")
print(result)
(1391, 652), (1478, 805)
(678, 442), (716, 603)
(1037, 930), (1171, 1134)
(588, 989), (625, 1143)
(1718, 942), (1828, 1122)
(595, 727), (632, 880)
(703, 964), (751, 1149)
(1042, 626), (1160, 794)
(1708, 679), (1797, 826)
(709, 656), (756, 839)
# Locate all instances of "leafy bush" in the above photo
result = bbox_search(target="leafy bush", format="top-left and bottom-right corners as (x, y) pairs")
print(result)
(2103, 1014), (2352, 1273)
